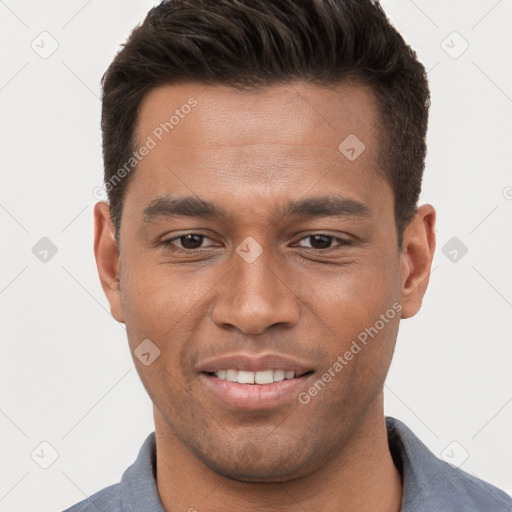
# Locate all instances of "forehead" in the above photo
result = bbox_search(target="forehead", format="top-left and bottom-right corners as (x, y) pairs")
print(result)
(127, 80), (388, 217)
(136, 80), (380, 150)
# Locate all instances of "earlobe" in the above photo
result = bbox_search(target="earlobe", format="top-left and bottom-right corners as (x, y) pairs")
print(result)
(400, 204), (436, 319)
(94, 202), (125, 323)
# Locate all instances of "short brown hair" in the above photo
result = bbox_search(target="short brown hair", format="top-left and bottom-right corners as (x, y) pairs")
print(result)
(101, 0), (430, 248)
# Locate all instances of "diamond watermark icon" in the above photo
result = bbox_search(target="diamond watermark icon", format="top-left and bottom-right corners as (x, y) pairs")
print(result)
(31, 441), (59, 469)
(441, 31), (469, 60)
(32, 237), (58, 263)
(31, 31), (59, 60)
(338, 134), (366, 161)
(442, 236), (468, 263)
(134, 339), (161, 366)
(236, 236), (263, 264)
(440, 441), (469, 468)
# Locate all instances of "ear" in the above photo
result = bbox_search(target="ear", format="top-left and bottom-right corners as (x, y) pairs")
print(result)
(94, 202), (124, 323)
(400, 204), (436, 319)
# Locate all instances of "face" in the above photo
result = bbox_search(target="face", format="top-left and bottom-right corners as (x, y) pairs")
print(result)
(95, 81), (434, 482)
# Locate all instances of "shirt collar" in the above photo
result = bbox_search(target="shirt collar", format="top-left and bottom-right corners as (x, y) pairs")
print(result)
(386, 416), (511, 511)
(120, 432), (165, 512)
(118, 416), (511, 511)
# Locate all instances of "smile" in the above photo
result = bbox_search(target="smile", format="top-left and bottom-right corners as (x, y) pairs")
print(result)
(210, 369), (307, 384)
(201, 370), (314, 410)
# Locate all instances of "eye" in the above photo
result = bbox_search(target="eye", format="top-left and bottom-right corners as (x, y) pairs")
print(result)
(295, 234), (352, 250)
(161, 233), (216, 251)
(160, 232), (352, 253)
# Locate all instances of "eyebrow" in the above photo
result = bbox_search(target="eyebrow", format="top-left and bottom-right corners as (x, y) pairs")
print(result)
(141, 193), (371, 223)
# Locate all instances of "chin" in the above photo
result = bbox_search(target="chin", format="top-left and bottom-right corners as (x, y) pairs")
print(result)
(190, 438), (319, 483)
(202, 460), (307, 483)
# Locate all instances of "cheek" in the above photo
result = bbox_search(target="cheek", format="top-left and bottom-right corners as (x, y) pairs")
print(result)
(119, 264), (217, 398)
(306, 254), (401, 328)
(119, 270), (192, 405)
(120, 263), (204, 340)
(303, 255), (401, 387)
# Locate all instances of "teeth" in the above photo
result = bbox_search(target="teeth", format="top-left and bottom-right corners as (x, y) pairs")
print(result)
(273, 369), (285, 382)
(226, 369), (238, 382)
(213, 369), (298, 384)
(237, 370), (254, 384)
(255, 369), (273, 384)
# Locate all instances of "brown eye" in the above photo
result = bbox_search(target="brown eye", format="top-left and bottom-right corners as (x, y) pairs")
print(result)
(296, 234), (351, 250)
(178, 234), (205, 249)
(161, 232), (215, 252)
(308, 235), (332, 249)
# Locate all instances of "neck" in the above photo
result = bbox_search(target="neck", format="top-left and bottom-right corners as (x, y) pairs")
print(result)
(154, 397), (402, 512)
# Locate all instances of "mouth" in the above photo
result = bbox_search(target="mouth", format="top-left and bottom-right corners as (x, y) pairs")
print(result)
(200, 368), (314, 410)
(197, 352), (315, 409)
(204, 368), (313, 384)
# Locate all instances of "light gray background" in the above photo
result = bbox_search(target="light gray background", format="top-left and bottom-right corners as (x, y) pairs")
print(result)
(1, 1), (511, 511)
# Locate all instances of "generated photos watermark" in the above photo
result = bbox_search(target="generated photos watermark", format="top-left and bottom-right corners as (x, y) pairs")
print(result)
(298, 301), (402, 404)
(92, 97), (198, 200)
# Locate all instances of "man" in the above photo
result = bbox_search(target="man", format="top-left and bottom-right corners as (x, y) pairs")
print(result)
(63, 0), (512, 510)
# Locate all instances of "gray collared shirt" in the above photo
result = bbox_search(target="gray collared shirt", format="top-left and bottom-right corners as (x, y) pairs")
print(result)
(62, 416), (512, 511)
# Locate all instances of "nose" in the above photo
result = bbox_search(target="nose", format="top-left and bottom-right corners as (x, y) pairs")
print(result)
(210, 245), (300, 335)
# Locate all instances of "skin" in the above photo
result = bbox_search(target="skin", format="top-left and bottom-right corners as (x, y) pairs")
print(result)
(94, 80), (436, 512)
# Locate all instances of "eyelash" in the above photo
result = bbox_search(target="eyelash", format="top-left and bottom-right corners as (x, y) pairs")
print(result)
(160, 232), (352, 252)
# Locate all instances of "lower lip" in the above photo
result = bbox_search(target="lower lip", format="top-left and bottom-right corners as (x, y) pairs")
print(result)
(200, 373), (312, 410)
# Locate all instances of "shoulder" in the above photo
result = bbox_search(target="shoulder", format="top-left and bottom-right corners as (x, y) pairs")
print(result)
(59, 432), (161, 512)
(441, 464), (512, 511)
(60, 482), (121, 512)
(386, 416), (512, 512)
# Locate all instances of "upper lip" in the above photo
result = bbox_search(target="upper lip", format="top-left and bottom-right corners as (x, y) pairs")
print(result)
(197, 352), (314, 375)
